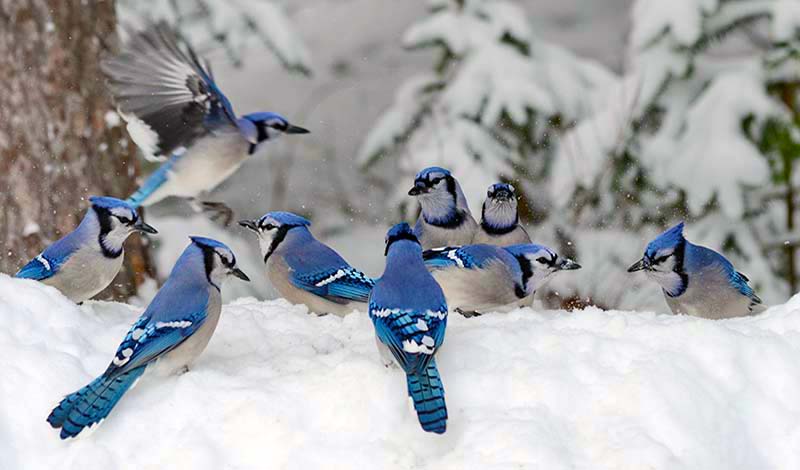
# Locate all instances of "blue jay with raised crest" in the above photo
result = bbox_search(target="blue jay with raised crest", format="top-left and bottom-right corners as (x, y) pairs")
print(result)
(102, 23), (309, 224)
(473, 183), (531, 246)
(47, 237), (249, 439)
(369, 223), (448, 434)
(15, 196), (156, 303)
(424, 243), (580, 315)
(628, 222), (765, 319)
(239, 211), (374, 316)
(408, 167), (478, 250)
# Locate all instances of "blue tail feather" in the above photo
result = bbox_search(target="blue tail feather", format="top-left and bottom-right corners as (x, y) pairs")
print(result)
(47, 366), (146, 439)
(406, 359), (447, 434)
(126, 153), (181, 208)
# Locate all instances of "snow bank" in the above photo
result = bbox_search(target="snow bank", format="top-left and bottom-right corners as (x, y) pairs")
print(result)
(3, 274), (800, 469)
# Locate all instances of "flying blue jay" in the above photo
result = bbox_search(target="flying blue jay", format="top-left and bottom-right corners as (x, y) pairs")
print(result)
(239, 211), (374, 315)
(15, 196), (156, 303)
(102, 23), (310, 224)
(628, 222), (765, 319)
(424, 243), (581, 315)
(473, 183), (531, 246)
(47, 236), (249, 439)
(369, 223), (448, 434)
(408, 167), (478, 250)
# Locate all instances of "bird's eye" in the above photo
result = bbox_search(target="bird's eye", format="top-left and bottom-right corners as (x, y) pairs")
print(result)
(536, 256), (549, 264)
(653, 255), (670, 264)
(117, 216), (130, 224)
(262, 223), (277, 231)
(430, 177), (443, 185)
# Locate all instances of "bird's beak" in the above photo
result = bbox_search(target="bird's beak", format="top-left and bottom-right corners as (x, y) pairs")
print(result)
(627, 258), (648, 272)
(558, 258), (581, 271)
(230, 267), (250, 282)
(133, 220), (158, 234)
(238, 219), (259, 232)
(285, 124), (310, 135)
(408, 182), (428, 196)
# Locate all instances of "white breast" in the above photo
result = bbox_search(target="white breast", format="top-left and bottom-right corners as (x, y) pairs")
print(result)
(144, 131), (250, 204)
(43, 246), (124, 303)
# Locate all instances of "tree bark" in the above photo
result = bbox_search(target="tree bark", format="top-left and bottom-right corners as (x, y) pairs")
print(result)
(0, 0), (154, 300)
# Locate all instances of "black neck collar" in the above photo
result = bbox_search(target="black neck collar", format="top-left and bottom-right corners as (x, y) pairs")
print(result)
(94, 206), (123, 259)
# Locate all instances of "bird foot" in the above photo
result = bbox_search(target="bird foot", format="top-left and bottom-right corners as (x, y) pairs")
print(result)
(199, 201), (234, 227)
(456, 308), (481, 318)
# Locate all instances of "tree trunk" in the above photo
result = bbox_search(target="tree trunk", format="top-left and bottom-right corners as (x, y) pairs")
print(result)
(0, 0), (154, 300)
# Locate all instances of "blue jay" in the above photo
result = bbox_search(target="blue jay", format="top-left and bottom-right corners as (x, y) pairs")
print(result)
(369, 223), (448, 434)
(473, 183), (531, 246)
(47, 236), (249, 439)
(424, 243), (581, 315)
(15, 196), (156, 303)
(628, 222), (765, 319)
(239, 211), (374, 315)
(408, 167), (478, 250)
(102, 23), (309, 224)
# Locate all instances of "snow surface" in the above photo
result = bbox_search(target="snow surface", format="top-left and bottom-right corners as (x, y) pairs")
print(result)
(4, 273), (800, 469)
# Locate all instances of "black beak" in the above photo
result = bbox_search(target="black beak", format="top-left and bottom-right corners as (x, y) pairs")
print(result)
(408, 182), (428, 196)
(238, 219), (259, 232)
(133, 220), (158, 234)
(286, 124), (310, 135)
(230, 267), (250, 282)
(558, 258), (581, 271)
(627, 258), (648, 272)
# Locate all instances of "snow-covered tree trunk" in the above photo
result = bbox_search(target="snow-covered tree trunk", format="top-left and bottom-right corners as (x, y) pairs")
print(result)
(0, 0), (154, 299)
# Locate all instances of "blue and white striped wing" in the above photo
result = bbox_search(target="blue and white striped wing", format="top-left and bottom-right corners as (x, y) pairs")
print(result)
(103, 309), (207, 378)
(290, 266), (375, 304)
(423, 244), (505, 271)
(15, 254), (61, 281)
(369, 303), (447, 374)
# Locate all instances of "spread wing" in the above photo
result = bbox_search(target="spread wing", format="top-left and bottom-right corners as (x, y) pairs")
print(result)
(102, 22), (238, 157)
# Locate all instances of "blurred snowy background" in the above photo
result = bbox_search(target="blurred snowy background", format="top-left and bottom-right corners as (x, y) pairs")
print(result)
(4, 0), (800, 313)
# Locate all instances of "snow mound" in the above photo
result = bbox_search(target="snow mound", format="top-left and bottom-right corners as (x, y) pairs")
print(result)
(3, 275), (800, 469)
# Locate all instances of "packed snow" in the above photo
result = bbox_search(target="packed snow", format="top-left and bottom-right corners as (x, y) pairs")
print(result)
(4, 273), (800, 469)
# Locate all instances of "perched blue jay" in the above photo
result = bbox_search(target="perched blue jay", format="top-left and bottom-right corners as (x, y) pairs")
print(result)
(15, 196), (156, 303)
(238, 211), (374, 315)
(628, 222), (765, 319)
(424, 243), (580, 315)
(47, 237), (249, 439)
(102, 23), (309, 224)
(473, 183), (531, 246)
(369, 223), (448, 434)
(408, 167), (478, 250)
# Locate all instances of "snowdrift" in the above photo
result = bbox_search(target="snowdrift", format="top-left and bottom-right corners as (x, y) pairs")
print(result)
(2, 274), (800, 469)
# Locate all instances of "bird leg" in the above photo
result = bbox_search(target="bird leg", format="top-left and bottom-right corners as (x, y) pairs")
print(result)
(190, 199), (235, 227)
(455, 307), (482, 318)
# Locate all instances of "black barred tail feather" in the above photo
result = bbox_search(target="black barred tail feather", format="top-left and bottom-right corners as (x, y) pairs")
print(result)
(47, 366), (146, 439)
(406, 359), (447, 434)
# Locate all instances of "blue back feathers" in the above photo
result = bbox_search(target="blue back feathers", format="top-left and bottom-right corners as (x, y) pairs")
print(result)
(271, 214), (373, 303)
(646, 222), (685, 258)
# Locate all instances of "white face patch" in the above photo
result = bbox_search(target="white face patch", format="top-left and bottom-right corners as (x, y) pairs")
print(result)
(214, 247), (234, 266)
(110, 207), (134, 220)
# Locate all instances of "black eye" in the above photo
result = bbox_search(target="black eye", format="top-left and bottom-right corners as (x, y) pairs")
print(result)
(430, 177), (443, 185)
(536, 257), (549, 264)
(261, 223), (276, 230)
(653, 255), (670, 264)
(117, 216), (130, 224)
